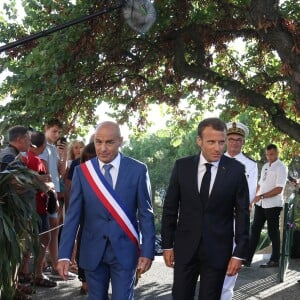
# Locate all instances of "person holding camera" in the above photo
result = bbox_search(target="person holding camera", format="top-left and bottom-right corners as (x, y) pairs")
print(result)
(39, 118), (69, 277)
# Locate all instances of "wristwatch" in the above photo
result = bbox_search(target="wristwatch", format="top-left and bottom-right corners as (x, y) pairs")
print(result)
(259, 194), (265, 199)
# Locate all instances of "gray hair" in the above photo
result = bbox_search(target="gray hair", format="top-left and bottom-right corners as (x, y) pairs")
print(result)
(8, 126), (29, 142)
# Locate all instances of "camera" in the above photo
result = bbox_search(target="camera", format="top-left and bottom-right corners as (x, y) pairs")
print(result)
(58, 137), (67, 144)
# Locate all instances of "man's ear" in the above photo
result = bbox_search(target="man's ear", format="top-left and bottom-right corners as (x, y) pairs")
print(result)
(196, 136), (202, 148)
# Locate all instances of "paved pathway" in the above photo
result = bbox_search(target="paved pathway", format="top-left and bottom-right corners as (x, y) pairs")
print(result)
(33, 254), (300, 299)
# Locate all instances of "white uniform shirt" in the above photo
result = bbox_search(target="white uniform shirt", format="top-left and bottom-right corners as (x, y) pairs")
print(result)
(256, 159), (288, 208)
(224, 152), (258, 202)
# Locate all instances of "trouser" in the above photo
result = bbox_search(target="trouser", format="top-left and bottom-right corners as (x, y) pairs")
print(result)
(248, 205), (282, 262)
(85, 241), (136, 300)
(172, 242), (227, 300)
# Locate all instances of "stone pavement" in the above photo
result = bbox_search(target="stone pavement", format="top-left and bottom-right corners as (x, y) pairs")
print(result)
(33, 254), (300, 299)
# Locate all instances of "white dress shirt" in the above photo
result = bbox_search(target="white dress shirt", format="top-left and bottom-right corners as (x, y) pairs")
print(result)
(98, 153), (121, 189)
(256, 158), (288, 208)
(197, 153), (219, 194)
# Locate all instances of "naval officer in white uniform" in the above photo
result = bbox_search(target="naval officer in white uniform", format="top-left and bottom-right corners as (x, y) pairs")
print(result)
(221, 121), (258, 300)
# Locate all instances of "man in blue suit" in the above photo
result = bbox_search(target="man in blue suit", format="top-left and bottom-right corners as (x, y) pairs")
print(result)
(161, 118), (250, 300)
(57, 121), (155, 299)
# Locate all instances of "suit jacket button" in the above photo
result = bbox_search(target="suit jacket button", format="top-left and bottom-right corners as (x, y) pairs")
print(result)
(103, 235), (107, 239)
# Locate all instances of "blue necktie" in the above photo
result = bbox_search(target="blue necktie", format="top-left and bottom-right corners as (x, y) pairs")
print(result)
(103, 164), (113, 187)
(199, 163), (212, 203)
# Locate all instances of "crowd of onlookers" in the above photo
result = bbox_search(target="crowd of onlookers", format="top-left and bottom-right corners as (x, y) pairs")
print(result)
(0, 118), (93, 300)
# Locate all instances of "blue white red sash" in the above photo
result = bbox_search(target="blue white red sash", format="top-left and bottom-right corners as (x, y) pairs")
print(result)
(80, 158), (140, 250)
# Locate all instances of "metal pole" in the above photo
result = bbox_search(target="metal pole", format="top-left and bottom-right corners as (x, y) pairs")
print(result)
(0, 3), (123, 53)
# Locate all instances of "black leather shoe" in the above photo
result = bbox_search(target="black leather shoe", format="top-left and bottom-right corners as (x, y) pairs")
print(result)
(260, 260), (279, 268)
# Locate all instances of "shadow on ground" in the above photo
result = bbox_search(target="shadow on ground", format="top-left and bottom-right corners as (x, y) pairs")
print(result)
(135, 282), (172, 299)
(233, 257), (300, 300)
(35, 256), (300, 299)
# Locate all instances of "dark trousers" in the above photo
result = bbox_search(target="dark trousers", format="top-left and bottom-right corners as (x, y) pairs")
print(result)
(248, 205), (282, 262)
(172, 242), (227, 300)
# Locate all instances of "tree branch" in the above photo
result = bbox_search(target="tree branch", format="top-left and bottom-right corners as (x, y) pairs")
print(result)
(174, 35), (300, 142)
(248, 0), (300, 108)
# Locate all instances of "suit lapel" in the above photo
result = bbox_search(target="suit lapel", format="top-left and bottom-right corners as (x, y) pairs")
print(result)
(193, 154), (200, 196)
(207, 156), (229, 205)
(114, 153), (126, 191)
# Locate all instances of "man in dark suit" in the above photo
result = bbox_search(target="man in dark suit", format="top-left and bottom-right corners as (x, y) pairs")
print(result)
(57, 121), (155, 299)
(161, 118), (250, 300)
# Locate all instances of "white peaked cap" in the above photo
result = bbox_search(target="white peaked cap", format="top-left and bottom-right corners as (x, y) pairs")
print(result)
(226, 122), (249, 138)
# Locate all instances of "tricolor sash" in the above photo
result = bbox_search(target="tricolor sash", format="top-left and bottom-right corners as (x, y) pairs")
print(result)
(80, 158), (140, 250)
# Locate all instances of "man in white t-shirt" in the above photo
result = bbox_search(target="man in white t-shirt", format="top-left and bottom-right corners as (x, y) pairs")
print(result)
(246, 144), (288, 268)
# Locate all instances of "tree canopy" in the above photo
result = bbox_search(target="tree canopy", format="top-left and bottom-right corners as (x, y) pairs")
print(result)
(0, 0), (300, 160)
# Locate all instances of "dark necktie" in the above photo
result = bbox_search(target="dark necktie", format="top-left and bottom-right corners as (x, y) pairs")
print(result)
(199, 163), (212, 203)
(103, 164), (113, 187)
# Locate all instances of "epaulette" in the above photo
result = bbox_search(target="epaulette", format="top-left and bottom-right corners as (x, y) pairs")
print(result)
(242, 152), (256, 163)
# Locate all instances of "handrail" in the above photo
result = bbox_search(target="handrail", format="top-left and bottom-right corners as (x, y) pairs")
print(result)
(279, 191), (298, 282)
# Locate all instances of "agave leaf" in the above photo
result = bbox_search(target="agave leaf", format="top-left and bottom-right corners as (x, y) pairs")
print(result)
(0, 163), (41, 298)
(3, 216), (14, 243)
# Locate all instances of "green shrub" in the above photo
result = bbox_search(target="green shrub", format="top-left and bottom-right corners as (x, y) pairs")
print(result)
(0, 159), (46, 299)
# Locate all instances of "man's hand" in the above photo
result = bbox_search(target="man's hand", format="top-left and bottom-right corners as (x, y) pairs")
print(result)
(56, 260), (70, 281)
(135, 257), (152, 286)
(137, 256), (152, 274)
(250, 195), (260, 210)
(57, 141), (68, 161)
(38, 174), (52, 183)
(37, 174), (54, 192)
(163, 249), (174, 268)
(226, 257), (242, 276)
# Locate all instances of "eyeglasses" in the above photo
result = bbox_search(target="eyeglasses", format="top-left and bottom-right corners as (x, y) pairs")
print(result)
(227, 137), (243, 143)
